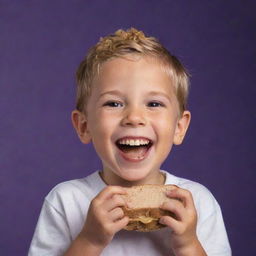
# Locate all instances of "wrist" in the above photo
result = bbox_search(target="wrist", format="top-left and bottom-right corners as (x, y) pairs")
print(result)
(78, 232), (107, 251)
(173, 238), (207, 256)
(64, 233), (105, 256)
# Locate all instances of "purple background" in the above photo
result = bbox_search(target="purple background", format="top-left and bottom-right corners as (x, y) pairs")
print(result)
(1, 1), (255, 255)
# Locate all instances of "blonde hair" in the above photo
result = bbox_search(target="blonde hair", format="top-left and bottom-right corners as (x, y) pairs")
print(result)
(76, 28), (189, 113)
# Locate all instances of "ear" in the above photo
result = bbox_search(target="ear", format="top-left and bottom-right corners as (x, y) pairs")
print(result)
(71, 110), (92, 144)
(173, 110), (191, 145)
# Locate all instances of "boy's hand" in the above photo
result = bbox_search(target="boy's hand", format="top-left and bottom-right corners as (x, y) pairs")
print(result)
(159, 187), (206, 255)
(79, 186), (129, 250)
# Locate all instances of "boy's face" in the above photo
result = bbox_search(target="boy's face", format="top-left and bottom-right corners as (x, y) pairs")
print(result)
(73, 56), (190, 186)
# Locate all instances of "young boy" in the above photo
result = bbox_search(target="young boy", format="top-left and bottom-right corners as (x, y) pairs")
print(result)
(28, 28), (231, 256)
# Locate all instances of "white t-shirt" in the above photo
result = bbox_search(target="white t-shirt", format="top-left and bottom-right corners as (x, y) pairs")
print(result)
(28, 171), (231, 256)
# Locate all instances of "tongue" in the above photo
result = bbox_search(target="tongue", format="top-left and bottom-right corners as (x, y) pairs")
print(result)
(121, 146), (148, 159)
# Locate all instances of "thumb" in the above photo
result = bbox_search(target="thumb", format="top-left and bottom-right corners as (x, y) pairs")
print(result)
(113, 216), (130, 233)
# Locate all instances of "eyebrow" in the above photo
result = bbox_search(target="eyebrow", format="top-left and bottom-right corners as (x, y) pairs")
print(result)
(99, 90), (124, 98)
(98, 90), (172, 102)
(147, 91), (172, 101)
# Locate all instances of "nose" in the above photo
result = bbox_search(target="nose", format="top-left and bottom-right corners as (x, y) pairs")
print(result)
(121, 106), (146, 127)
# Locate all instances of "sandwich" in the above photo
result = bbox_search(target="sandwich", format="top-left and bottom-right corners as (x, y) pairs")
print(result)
(121, 184), (177, 232)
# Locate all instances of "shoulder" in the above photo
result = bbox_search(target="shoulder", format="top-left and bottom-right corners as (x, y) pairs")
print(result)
(45, 171), (105, 211)
(163, 171), (219, 221)
(163, 171), (231, 254)
(164, 170), (212, 195)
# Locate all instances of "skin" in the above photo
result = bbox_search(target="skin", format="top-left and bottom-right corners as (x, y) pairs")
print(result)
(65, 56), (206, 256)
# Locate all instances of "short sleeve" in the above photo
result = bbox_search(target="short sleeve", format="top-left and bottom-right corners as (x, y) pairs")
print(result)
(28, 199), (71, 256)
(177, 178), (232, 256)
(196, 193), (232, 256)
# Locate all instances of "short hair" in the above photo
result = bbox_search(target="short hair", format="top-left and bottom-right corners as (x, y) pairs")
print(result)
(76, 28), (189, 113)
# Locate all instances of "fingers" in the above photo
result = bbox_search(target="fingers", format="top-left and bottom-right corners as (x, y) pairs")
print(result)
(111, 216), (130, 233)
(159, 187), (197, 236)
(82, 186), (129, 247)
(161, 187), (196, 220)
(92, 186), (127, 211)
(161, 199), (186, 221)
(109, 207), (125, 221)
(103, 206), (128, 233)
(166, 187), (195, 209)
(91, 185), (128, 224)
(97, 186), (127, 201)
(106, 194), (126, 211)
(159, 215), (182, 234)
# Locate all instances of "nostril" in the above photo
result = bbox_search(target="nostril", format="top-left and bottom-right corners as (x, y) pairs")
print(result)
(121, 113), (146, 126)
(122, 119), (146, 126)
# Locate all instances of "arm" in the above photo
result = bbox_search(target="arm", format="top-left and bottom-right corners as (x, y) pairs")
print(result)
(64, 186), (129, 256)
(160, 188), (207, 256)
(64, 234), (103, 256)
(170, 239), (207, 256)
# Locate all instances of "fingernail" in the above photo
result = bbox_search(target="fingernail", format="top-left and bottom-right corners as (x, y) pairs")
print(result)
(126, 202), (133, 208)
(160, 202), (165, 208)
(166, 190), (174, 196)
(159, 218), (165, 225)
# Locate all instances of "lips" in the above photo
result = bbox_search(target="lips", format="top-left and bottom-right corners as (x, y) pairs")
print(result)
(115, 137), (153, 161)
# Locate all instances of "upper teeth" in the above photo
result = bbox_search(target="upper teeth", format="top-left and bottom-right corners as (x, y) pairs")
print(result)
(118, 139), (150, 146)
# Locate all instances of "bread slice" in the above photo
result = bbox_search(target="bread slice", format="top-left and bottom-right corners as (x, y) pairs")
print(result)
(121, 184), (177, 232)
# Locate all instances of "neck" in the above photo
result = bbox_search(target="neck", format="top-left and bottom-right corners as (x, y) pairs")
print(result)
(99, 170), (166, 187)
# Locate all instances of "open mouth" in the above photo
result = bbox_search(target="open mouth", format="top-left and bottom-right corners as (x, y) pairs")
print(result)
(115, 138), (153, 161)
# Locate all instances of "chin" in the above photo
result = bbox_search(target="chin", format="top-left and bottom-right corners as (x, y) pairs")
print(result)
(116, 169), (153, 184)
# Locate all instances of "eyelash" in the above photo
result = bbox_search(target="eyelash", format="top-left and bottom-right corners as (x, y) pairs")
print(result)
(102, 101), (165, 108)
(103, 101), (123, 107)
(147, 101), (165, 107)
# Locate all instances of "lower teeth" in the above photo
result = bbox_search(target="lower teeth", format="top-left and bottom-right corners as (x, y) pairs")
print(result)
(118, 145), (149, 159)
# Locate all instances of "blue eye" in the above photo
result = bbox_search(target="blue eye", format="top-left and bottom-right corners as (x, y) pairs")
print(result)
(103, 101), (123, 107)
(147, 101), (164, 107)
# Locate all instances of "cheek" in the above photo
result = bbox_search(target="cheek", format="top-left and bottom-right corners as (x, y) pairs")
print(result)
(88, 112), (118, 141)
(154, 115), (176, 133)
(152, 116), (178, 148)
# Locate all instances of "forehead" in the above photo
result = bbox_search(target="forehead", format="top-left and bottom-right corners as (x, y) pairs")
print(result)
(92, 55), (176, 92)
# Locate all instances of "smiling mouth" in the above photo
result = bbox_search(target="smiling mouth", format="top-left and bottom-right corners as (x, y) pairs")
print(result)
(116, 138), (153, 161)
